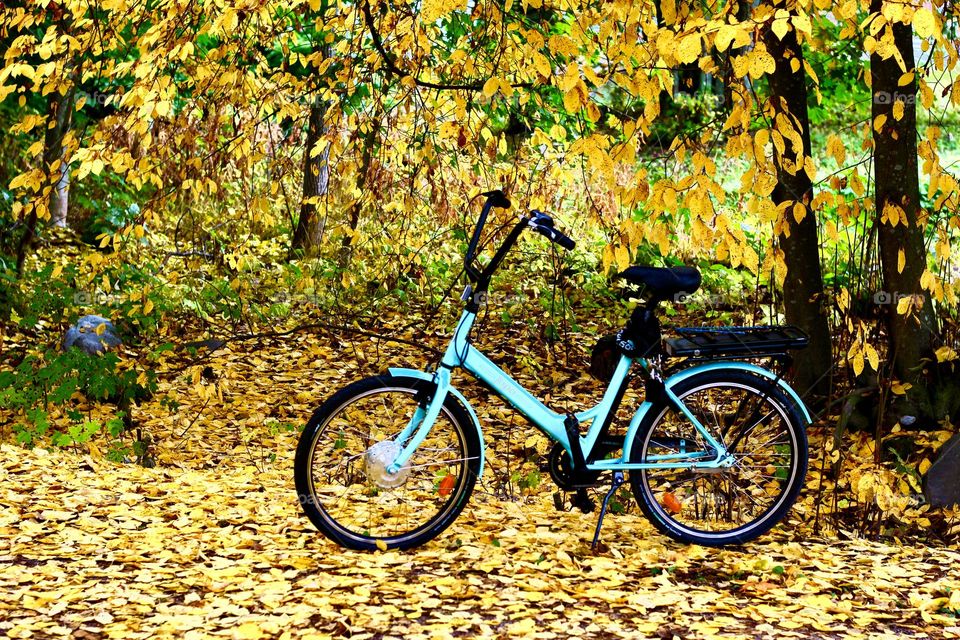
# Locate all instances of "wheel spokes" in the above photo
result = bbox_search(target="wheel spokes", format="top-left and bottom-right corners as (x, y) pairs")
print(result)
(640, 381), (798, 536)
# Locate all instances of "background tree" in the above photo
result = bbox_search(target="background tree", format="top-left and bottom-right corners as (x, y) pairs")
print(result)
(868, 1), (942, 425)
(763, 1), (833, 402)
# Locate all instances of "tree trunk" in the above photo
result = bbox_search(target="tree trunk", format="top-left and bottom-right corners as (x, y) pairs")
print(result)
(869, 1), (938, 421)
(338, 125), (376, 268)
(763, 5), (833, 401)
(50, 152), (70, 228)
(44, 63), (75, 229)
(290, 102), (329, 257)
(17, 85), (75, 274)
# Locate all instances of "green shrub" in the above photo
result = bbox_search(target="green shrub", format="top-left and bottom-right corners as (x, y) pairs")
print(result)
(0, 348), (156, 456)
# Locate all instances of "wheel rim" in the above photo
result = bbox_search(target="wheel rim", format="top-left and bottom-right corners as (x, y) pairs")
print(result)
(639, 381), (800, 540)
(304, 387), (472, 544)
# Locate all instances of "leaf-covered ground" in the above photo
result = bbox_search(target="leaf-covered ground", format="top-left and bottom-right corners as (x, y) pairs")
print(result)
(3, 329), (960, 639)
(3, 443), (960, 639)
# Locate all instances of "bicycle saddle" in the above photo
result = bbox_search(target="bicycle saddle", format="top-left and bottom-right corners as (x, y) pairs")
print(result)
(618, 266), (702, 300)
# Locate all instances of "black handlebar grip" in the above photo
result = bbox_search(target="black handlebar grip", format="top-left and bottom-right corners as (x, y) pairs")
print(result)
(534, 224), (575, 251)
(555, 233), (575, 251)
(482, 190), (511, 210)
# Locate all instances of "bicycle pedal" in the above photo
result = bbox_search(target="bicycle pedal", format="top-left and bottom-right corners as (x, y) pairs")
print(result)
(571, 489), (595, 514)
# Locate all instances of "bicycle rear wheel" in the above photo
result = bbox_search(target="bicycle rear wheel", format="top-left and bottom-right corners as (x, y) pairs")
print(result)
(295, 375), (481, 550)
(629, 370), (808, 546)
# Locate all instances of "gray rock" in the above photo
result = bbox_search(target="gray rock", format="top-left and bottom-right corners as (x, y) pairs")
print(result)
(63, 315), (122, 355)
(925, 434), (960, 508)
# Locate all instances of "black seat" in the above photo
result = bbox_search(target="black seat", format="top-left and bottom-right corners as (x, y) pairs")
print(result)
(618, 266), (702, 300)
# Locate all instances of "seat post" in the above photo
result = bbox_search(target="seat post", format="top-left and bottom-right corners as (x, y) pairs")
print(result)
(618, 299), (663, 358)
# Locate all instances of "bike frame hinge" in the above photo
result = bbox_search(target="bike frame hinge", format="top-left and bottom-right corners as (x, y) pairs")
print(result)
(563, 414), (587, 469)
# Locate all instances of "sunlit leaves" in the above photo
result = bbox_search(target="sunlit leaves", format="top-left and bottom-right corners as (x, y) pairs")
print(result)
(911, 8), (937, 40)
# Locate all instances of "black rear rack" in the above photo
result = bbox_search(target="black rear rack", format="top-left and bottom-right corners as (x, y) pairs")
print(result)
(664, 325), (809, 358)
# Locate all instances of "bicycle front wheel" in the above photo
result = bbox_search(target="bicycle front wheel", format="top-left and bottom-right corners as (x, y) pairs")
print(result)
(629, 370), (808, 546)
(295, 375), (481, 550)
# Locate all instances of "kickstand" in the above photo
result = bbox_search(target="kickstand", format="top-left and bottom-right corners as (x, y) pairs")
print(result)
(591, 471), (625, 551)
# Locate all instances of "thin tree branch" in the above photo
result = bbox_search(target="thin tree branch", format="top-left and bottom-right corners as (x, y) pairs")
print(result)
(359, 0), (534, 92)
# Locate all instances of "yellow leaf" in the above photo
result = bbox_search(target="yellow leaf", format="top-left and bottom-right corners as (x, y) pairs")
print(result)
(585, 101), (600, 122)
(893, 100), (905, 122)
(508, 619), (537, 634)
(558, 62), (580, 92)
(827, 134), (846, 166)
(677, 34), (702, 65)
(897, 249), (905, 274)
(482, 77), (499, 99)
(375, 539), (388, 551)
(935, 346), (958, 363)
(748, 51), (776, 79)
(864, 344), (879, 372)
(772, 18), (790, 40)
(532, 52), (551, 78)
(563, 87), (582, 112)
(222, 8), (239, 33)
(912, 8), (936, 40)
(850, 347), (864, 377)
(873, 114), (887, 133)
(715, 25), (736, 52)
(896, 295), (912, 316)
(891, 381), (913, 395)
(660, 0), (676, 24)
(882, 202), (902, 227)
(793, 12), (812, 34)
(837, 288), (850, 312)
(234, 622), (264, 639)
(898, 72), (915, 87)
(792, 202), (806, 224)
(614, 244), (629, 271)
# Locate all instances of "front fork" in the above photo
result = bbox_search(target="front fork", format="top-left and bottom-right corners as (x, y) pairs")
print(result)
(387, 310), (476, 474)
(386, 366), (451, 475)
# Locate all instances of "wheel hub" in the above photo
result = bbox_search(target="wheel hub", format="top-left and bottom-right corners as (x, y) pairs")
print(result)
(364, 441), (411, 488)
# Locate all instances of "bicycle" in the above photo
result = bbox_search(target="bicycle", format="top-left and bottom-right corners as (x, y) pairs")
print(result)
(295, 190), (812, 551)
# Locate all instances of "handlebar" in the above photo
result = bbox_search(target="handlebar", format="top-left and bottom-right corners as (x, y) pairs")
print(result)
(528, 210), (575, 250)
(464, 191), (575, 300)
(465, 190), (511, 282)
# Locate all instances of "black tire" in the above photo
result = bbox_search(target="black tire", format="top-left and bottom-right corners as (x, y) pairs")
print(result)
(295, 375), (481, 550)
(629, 370), (808, 546)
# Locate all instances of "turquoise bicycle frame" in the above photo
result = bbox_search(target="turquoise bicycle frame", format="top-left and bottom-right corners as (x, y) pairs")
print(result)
(386, 308), (811, 477)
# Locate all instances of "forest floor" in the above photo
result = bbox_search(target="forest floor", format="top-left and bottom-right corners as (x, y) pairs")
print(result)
(2, 323), (960, 639)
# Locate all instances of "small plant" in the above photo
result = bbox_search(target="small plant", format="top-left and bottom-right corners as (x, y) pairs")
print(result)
(0, 347), (156, 459)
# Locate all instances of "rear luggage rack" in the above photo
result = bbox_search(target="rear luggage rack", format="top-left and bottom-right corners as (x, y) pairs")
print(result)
(664, 325), (809, 358)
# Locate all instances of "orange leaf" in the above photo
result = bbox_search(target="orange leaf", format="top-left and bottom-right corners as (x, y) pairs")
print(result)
(439, 474), (456, 497)
(662, 492), (682, 514)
